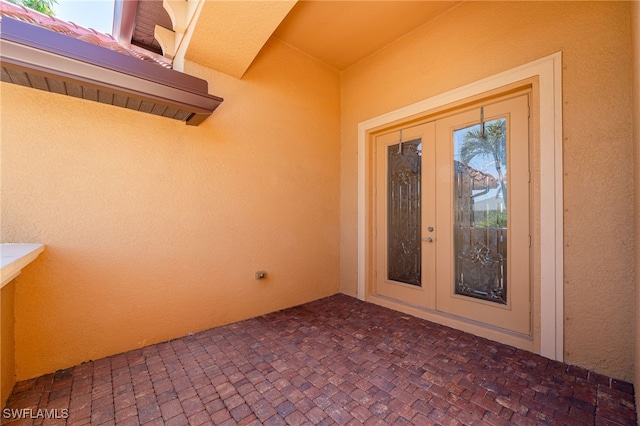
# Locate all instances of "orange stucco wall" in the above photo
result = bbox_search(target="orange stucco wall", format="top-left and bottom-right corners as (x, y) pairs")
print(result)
(1, 281), (16, 408)
(340, 1), (635, 381)
(0, 38), (341, 380)
(631, 0), (640, 407)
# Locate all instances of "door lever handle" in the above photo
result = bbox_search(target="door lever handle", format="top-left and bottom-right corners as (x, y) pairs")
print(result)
(422, 237), (434, 243)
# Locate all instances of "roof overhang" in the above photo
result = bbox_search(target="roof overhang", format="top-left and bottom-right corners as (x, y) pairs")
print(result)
(111, 0), (297, 79)
(0, 16), (222, 126)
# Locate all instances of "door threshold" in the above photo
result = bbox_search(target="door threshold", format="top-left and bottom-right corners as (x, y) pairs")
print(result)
(367, 293), (535, 353)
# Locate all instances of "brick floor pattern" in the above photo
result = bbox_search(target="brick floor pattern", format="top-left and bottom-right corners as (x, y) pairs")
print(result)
(3, 294), (636, 426)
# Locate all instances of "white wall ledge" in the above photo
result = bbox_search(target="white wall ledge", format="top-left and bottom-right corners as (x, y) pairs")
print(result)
(1, 243), (45, 288)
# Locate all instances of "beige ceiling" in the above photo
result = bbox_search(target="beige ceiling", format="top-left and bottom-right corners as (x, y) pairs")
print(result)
(272, 1), (462, 71)
(182, 1), (461, 78)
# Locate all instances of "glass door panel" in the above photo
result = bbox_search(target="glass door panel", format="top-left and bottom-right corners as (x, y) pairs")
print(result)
(453, 119), (508, 304)
(387, 140), (422, 286)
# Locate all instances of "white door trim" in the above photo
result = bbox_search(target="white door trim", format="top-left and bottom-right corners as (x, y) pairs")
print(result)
(357, 52), (564, 361)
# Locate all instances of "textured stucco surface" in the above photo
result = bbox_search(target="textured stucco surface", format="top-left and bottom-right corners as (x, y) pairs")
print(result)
(339, 1), (635, 381)
(186, 0), (296, 78)
(1, 38), (341, 380)
(1, 281), (16, 408)
(631, 0), (639, 402)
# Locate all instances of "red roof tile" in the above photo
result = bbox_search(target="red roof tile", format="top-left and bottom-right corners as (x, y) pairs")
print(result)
(0, 0), (172, 69)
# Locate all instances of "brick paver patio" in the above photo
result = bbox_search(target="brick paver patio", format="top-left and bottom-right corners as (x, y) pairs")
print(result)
(3, 294), (636, 425)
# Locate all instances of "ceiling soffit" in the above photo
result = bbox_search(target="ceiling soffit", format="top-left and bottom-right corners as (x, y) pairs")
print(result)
(272, 1), (462, 71)
(116, 1), (460, 78)
(185, 0), (297, 79)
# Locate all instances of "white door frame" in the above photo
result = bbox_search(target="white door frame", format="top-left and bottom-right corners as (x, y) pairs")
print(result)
(357, 52), (564, 361)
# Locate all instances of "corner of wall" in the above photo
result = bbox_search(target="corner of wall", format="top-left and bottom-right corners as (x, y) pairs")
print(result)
(631, 0), (640, 418)
(1, 281), (17, 409)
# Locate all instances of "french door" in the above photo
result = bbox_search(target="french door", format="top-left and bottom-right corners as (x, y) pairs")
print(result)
(375, 93), (530, 335)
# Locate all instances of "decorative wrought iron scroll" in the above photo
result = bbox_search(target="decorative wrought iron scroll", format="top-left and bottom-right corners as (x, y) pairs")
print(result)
(387, 140), (422, 286)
